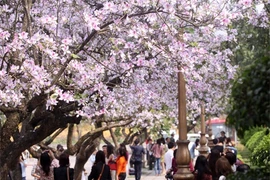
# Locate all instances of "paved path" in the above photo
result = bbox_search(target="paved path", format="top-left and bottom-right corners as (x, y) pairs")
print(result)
(126, 169), (167, 180)
(25, 157), (167, 180)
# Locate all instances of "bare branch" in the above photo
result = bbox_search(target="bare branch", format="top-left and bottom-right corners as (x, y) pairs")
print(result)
(44, 127), (66, 145)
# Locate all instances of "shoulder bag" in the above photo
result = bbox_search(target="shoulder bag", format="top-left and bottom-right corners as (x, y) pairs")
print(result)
(98, 164), (105, 180)
(67, 167), (70, 180)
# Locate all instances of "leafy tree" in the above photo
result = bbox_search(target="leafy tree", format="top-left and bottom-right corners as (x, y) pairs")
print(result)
(226, 3), (270, 138)
(227, 56), (270, 138)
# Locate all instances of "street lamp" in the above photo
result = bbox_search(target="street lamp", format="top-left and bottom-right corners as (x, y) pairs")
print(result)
(207, 118), (214, 149)
(173, 72), (194, 180)
(198, 103), (209, 157)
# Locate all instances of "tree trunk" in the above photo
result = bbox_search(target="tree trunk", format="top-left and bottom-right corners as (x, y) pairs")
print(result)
(74, 139), (100, 180)
(109, 128), (119, 149)
(10, 164), (22, 180)
(0, 164), (9, 180)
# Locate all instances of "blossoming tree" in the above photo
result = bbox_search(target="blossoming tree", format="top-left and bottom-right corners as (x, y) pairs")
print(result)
(0, 0), (268, 178)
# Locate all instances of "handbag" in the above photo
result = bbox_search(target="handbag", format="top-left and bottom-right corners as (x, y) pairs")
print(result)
(98, 164), (105, 180)
(108, 160), (117, 170)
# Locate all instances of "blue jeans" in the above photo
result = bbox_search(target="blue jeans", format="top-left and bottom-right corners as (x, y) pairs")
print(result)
(134, 161), (142, 180)
(154, 158), (161, 175)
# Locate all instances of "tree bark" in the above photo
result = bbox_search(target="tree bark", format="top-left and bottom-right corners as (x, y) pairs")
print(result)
(109, 128), (119, 149)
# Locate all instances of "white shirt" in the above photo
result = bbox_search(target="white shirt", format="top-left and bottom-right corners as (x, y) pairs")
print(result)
(146, 143), (153, 155)
(219, 175), (226, 180)
(164, 149), (174, 171)
(232, 164), (236, 172)
(20, 161), (26, 178)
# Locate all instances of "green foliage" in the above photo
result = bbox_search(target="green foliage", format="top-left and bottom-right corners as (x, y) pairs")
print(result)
(250, 131), (270, 166)
(227, 56), (270, 138)
(241, 126), (265, 145)
(245, 129), (265, 152)
(114, 127), (122, 137)
(229, 19), (270, 68)
(227, 168), (270, 180)
(226, 19), (270, 138)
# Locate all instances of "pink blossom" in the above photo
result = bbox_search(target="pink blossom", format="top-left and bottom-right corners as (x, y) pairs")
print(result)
(18, 32), (28, 40)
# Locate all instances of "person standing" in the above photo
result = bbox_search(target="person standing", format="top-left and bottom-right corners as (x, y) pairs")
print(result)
(35, 150), (59, 180)
(146, 139), (154, 170)
(151, 139), (163, 176)
(88, 150), (112, 180)
(193, 155), (212, 180)
(215, 157), (233, 180)
(89, 149), (97, 174)
(19, 155), (27, 180)
(130, 138), (145, 180)
(116, 146), (128, 180)
(54, 153), (74, 180)
(225, 152), (237, 172)
(160, 138), (166, 175)
(208, 148), (221, 180)
(106, 145), (116, 180)
(102, 145), (108, 157)
(170, 133), (175, 143)
(220, 131), (227, 141)
(164, 142), (176, 172)
(189, 139), (199, 165)
(212, 138), (224, 154)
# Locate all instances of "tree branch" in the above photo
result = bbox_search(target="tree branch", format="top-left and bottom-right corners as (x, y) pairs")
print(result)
(67, 120), (133, 155)
(44, 127), (66, 145)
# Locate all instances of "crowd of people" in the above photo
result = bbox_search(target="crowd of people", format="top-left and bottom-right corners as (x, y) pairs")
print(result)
(169, 131), (249, 180)
(26, 143), (129, 180)
(143, 131), (250, 180)
(15, 131), (250, 180)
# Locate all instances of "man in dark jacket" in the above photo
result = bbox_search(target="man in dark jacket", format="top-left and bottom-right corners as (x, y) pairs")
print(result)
(130, 138), (145, 180)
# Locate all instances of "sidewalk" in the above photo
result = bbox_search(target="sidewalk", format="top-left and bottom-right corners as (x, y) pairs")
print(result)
(126, 168), (167, 180)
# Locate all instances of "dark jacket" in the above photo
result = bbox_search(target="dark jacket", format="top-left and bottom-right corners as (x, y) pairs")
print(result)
(212, 145), (224, 153)
(130, 145), (145, 162)
(54, 167), (74, 180)
(88, 162), (112, 180)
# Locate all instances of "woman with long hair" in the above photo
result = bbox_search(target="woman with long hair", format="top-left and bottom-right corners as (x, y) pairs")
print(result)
(193, 155), (212, 180)
(215, 156), (233, 180)
(151, 138), (164, 176)
(116, 146), (128, 180)
(88, 150), (112, 180)
(208, 148), (221, 180)
(35, 150), (59, 180)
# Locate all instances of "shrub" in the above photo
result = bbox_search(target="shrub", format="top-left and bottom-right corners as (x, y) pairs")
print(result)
(245, 129), (265, 151)
(227, 168), (270, 180)
(241, 126), (265, 145)
(250, 131), (270, 166)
